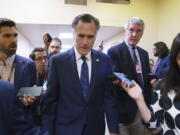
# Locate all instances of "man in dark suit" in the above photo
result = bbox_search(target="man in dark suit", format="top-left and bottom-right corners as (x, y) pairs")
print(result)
(42, 14), (118, 135)
(108, 17), (152, 135)
(0, 17), (36, 94)
(0, 18), (38, 126)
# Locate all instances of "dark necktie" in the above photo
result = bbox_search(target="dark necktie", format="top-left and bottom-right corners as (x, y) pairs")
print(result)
(80, 56), (90, 102)
(132, 47), (144, 89)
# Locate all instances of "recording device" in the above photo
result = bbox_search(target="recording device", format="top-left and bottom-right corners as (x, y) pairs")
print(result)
(148, 73), (157, 80)
(17, 87), (43, 97)
(46, 33), (52, 42)
(110, 72), (135, 87)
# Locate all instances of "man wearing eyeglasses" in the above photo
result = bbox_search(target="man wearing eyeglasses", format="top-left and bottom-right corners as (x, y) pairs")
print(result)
(29, 47), (48, 126)
(30, 47), (48, 86)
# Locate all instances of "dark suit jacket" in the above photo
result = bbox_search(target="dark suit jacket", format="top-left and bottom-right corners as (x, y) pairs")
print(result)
(13, 55), (39, 126)
(0, 80), (47, 135)
(14, 54), (37, 92)
(107, 42), (152, 124)
(154, 56), (169, 79)
(42, 48), (118, 135)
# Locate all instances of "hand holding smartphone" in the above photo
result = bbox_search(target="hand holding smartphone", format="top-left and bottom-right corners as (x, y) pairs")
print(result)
(110, 72), (135, 87)
(17, 87), (43, 97)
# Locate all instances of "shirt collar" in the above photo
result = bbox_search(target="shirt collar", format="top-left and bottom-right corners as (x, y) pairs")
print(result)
(125, 40), (137, 50)
(5, 55), (15, 65)
(74, 46), (91, 61)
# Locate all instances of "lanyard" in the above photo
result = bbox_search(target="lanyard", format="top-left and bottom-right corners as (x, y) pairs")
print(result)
(7, 60), (15, 82)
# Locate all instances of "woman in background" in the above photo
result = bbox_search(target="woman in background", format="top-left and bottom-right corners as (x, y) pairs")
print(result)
(121, 33), (180, 135)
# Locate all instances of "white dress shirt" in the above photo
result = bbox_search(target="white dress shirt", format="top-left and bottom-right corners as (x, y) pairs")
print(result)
(74, 47), (92, 83)
(0, 55), (15, 83)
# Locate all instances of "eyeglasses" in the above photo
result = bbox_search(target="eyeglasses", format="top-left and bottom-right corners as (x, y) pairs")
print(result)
(35, 56), (48, 61)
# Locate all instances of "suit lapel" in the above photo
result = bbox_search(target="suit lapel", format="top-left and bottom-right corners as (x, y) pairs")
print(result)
(68, 49), (85, 102)
(14, 55), (25, 91)
(122, 43), (136, 73)
(88, 50), (99, 101)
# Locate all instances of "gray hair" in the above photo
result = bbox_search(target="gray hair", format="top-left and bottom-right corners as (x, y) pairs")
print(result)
(125, 17), (144, 30)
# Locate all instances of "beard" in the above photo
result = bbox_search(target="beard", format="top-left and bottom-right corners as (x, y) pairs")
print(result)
(0, 42), (17, 57)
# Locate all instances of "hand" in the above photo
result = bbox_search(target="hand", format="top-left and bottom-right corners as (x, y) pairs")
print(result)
(112, 79), (121, 85)
(151, 78), (158, 88)
(43, 33), (51, 50)
(121, 80), (143, 101)
(110, 133), (118, 135)
(19, 94), (36, 106)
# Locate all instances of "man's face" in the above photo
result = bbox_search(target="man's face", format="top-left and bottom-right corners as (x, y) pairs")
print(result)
(34, 51), (48, 75)
(49, 41), (61, 55)
(0, 26), (18, 57)
(73, 20), (97, 56)
(125, 23), (144, 46)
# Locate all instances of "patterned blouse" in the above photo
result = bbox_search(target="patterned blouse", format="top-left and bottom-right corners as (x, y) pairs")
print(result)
(146, 89), (180, 135)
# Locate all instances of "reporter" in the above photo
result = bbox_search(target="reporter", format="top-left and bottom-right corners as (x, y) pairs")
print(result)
(121, 33), (180, 135)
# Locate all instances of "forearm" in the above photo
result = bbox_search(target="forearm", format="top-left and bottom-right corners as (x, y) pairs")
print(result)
(136, 95), (151, 123)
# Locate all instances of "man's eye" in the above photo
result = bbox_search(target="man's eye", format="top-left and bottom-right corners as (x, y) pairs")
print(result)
(14, 33), (18, 37)
(87, 35), (94, 39)
(78, 34), (85, 38)
(3, 34), (11, 38)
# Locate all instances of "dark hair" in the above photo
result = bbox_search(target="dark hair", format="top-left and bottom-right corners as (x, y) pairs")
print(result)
(161, 33), (180, 99)
(51, 37), (62, 45)
(29, 47), (48, 60)
(72, 14), (100, 31)
(154, 42), (169, 58)
(0, 18), (16, 29)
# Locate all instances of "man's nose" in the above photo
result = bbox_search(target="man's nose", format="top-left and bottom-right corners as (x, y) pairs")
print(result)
(42, 58), (46, 63)
(132, 31), (137, 37)
(82, 37), (88, 45)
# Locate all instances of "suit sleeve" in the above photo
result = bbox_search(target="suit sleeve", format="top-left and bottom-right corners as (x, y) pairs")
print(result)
(41, 57), (59, 135)
(28, 61), (37, 86)
(5, 83), (48, 135)
(104, 57), (119, 134)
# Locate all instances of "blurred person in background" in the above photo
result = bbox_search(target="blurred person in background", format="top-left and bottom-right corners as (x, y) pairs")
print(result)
(152, 41), (170, 79)
(29, 47), (48, 86)
(149, 58), (154, 73)
(43, 33), (62, 57)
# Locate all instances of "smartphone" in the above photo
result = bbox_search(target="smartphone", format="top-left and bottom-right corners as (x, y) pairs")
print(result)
(113, 72), (135, 87)
(17, 87), (43, 97)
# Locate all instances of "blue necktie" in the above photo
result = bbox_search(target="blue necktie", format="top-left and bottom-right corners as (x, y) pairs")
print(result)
(132, 47), (144, 89)
(80, 56), (89, 102)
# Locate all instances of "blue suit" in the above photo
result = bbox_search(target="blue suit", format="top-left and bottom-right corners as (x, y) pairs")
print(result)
(108, 42), (152, 124)
(42, 48), (118, 135)
(14, 54), (36, 92)
(0, 80), (48, 135)
(154, 56), (169, 78)
(13, 55), (39, 126)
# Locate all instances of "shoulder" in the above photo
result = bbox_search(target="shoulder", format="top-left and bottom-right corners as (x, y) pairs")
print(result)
(137, 46), (149, 58)
(162, 56), (169, 62)
(15, 54), (34, 64)
(137, 46), (148, 54)
(50, 49), (72, 61)
(92, 49), (111, 61)
(108, 42), (125, 52)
